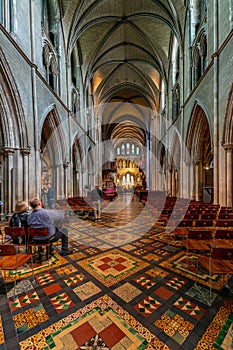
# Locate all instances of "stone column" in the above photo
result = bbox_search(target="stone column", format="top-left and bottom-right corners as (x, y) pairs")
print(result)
(63, 162), (69, 198)
(191, 162), (196, 200)
(3, 148), (15, 216)
(224, 144), (233, 207)
(21, 148), (31, 201)
(167, 168), (172, 196)
(171, 169), (176, 196)
(184, 161), (191, 199)
(194, 161), (201, 201)
(213, 0), (219, 204)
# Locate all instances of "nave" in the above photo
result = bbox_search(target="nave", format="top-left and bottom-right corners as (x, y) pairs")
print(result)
(0, 194), (232, 350)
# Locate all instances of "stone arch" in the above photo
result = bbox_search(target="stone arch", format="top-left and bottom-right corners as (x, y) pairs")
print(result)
(222, 83), (233, 145)
(186, 101), (213, 202)
(72, 134), (84, 196)
(40, 107), (67, 202)
(0, 47), (29, 216)
(222, 83), (233, 207)
(169, 131), (181, 197)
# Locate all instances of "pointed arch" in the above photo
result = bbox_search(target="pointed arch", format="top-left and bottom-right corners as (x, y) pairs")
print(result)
(0, 47), (28, 149)
(222, 83), (233, 145)
(186, 101), (213, 164)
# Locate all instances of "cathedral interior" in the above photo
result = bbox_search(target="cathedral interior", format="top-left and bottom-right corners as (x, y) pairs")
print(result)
(0, 1), (233, 349)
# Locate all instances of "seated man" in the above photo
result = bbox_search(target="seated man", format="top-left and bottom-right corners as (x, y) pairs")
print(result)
(27, 198), (73, 256)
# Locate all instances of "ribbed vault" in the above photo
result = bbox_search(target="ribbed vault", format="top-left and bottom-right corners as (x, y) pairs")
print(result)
(61, 0), (184, 145)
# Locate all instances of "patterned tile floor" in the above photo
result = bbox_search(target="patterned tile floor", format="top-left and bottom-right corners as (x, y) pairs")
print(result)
(0, 194), (233, 349)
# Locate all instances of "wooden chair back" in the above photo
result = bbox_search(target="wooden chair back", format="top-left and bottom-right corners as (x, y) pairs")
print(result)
(215, 229), (233, 240)
(216, 220), (233, 227)
(4, 227), (26, 245)
(27, 227), (51, 264)
(188, 229), (213, 240)
(211, 247), (233, 260)
(0, 244), (16, 256)
(27, 227), (49, 241)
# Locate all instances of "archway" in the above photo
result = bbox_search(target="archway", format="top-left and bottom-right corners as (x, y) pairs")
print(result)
(40, 109), (66, 204)
(169, 132), (181, 197)
(186, 103), (213, 202)
(72, 137), (83, 197)
(222, 84), (233, 207)
(0, 48), (29, 217)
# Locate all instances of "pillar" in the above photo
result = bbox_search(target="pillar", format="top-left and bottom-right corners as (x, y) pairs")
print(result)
(3, 148), (15, 216)
(21, 148), (30, 201)
(195, 161), (201, 201)
(63, 162), (69, 198)
(224, 144), (233, 207)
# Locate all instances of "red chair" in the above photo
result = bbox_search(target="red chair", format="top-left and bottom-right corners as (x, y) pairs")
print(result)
(4, 227), (27, 252)
(212, 230), (233, 248)
(198, 247), (233, 305)
(183, 229), (212, 252)
(216, 220), (233, 228)
(218, 213), (233, 220)
(0, 244), (34, 299)
(178, 220), (193, 227)
(27, 228), (51, 266)
(184, 213), (199, 220)
(195, 220), (213, 227)
(200, 214), (216, 220)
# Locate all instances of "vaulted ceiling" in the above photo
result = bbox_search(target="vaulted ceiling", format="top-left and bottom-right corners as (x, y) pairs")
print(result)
(61, 0), (185, 146)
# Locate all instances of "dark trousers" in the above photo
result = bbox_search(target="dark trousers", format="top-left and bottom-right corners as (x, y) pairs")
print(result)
(50, 227), (69, 251)
(34, 227), (69, 252)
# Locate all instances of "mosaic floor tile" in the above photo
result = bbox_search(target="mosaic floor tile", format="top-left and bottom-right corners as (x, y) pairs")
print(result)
(6, 279), (35, 299)
(100, 232), (137, 246)
(194, 300), (233, 350)
(3, 253), (66, 283)
(78, 249), (149, 287)
(55, 264), (77, 276)
(174, 297), (206, 320)
(146, 268), (169, 280)
(160, 252), (225, 290)
(185, 285), (218, 306)
(133, 248), (147, 255)
(0, 316), (4, 345)
(64, 273), (86, 287)
(154, 286), (174, 300)
(73, 281), (101, 300)
(143, 253), (161, 262)
(155, 310), (194, 345)
(133, 242), (144, 247)
(133, 276), (155, 289)
(20, 295), (169, 349)
(166, 276), (187, 290)
(50, 292), (75, 313)
(9, 291), (39, 311)
(13, 304), (48, 334)
(36, 272), (55, 286)
(134, 296), (161, 317)
(68, 251), (86, 260)
(44, 283), (62, 296)
(112, 282), (141, 302)
(121, 244), (135, 251)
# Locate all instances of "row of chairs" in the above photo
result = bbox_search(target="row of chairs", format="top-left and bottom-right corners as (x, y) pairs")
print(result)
(0, 244), (34, 299)
(182, 229), (233, 306)
(0, 227), (52, 299)
(4, 226), (51, 261)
